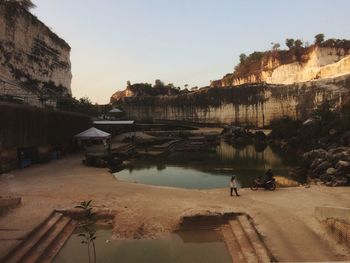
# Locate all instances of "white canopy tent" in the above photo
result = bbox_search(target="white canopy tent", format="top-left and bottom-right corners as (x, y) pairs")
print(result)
(75, 127), (111, 140)
(109, 108), (123, 113)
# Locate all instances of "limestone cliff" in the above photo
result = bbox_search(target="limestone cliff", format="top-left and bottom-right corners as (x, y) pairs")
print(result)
(0, 1), (72, 107)
(112, 76), (350, 127)
(111, 40), (350, 127)
(212, 44), (350, 87)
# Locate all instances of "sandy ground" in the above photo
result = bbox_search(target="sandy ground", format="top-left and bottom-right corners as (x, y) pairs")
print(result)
(0, 154), (350, 262)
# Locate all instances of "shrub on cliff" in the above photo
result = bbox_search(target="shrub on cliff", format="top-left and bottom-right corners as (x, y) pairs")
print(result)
(310, 100), (340, 136)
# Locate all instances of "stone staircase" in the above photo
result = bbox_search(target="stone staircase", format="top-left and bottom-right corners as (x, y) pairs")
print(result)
(221, 214), (272, 263)
(1, 211), (77, 263)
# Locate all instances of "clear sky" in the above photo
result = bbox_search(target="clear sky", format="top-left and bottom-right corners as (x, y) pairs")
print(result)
(32, 0), (350, 104)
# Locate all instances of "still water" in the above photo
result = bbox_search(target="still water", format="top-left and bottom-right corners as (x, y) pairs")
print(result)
(54, 228), (231, 263)
(114, 141), (302, 189)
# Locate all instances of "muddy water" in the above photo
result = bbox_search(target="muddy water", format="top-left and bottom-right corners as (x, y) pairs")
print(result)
(54, 229), (231, 263)
(114, 140), (302, 189)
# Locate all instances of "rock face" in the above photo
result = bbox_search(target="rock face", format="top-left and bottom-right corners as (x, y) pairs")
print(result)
(303, 147), (350, 186)
(212, 45), (350, 87)
(113, 76), (350, 127)
(0, 2), (72, 107)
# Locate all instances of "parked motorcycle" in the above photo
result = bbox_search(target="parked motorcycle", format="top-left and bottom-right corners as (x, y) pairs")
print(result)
(250, 178), (276, 191)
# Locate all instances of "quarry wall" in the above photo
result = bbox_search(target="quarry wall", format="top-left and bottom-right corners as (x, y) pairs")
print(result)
(0, 2), (72, 107)
(214, 47), (350, 87)
(115, 76), (350, 127)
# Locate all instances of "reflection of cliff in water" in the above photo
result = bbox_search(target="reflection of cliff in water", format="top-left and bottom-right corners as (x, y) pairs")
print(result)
(216, 141), (294, 170)
(125, 140), (300, 179)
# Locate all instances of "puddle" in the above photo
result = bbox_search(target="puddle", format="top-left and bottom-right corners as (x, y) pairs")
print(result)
(54, 228), (231, 263)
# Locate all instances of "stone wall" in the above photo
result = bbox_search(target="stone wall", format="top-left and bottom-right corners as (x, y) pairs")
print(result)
(0, 2), (72, 107)
(115, 76), (350, 127)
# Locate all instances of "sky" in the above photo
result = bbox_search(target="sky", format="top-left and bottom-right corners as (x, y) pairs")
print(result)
(32, 0), (350, 104)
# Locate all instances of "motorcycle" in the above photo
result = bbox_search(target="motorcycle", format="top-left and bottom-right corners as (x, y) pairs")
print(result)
(250, 177), (276, 191)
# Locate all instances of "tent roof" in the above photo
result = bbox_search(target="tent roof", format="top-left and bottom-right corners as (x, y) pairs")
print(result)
(109, 108), (123, 113)
(93, 120), (134, 125)
(75, 127), (111, 140)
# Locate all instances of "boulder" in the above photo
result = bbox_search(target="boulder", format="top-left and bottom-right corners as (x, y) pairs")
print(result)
(312, 160), (332, 175)
(335, 160), (350, 169)
(331, 176), (348, 187)
(310, 158), (324, 169)
(328, 147), (349, 155)
(319, 173), (331, 182)
(326, 167), (336, 175)
(303, 149), (329, 163)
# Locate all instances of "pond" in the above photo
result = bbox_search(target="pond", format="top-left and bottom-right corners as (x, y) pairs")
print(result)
(114, 140), (302, 189)
(54, 228), (231, 263)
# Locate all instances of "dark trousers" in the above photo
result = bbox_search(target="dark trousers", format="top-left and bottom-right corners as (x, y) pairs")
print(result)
(230, 187), (239, 196)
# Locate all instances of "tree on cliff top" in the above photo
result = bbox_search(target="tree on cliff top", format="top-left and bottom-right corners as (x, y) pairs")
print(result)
(271, 43), (281, 51)
(3, 0), (36, 10)
(239, 53), (247, 64)
(285, 38), (295, 49)
(314, 33), (325, 45)
(294, 39), (304, 48)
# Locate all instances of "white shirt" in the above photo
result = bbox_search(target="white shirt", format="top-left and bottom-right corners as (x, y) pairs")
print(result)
(230, 178), (237, 188)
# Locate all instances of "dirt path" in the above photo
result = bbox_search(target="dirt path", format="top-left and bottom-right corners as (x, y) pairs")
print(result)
(0, 154), (349, 262)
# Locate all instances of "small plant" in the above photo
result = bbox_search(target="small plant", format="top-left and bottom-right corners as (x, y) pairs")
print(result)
(75, 200), (97, 263)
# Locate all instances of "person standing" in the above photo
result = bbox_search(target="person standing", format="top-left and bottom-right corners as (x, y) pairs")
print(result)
(230, 176), (240, 197)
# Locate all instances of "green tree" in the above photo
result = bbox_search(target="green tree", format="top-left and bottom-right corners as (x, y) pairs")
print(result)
(314, 33), (325, 45)
(272, 43), (280, 51)
(285, 38), (295, 49)
(4, 0), (36, 10)
(167, 83), (175, 89)
(239, 53), (247, 64)
(154, 79), (164, 88)
(294, 39), (303, 48)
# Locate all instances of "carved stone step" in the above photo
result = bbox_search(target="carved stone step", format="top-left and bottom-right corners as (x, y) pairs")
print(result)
(39, 219), (77, 263)
(237, 215), (271, 263)
(229, 219), (258, 263)
(221, 224), (245, 263)
(21, 216), (71, 263)
(5, 212), (63, 263)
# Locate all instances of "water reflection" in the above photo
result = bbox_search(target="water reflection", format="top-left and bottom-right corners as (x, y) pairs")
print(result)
(114, 140), (301, 189)
(217, 141), (292, 170)
(55, 229), (231, 263)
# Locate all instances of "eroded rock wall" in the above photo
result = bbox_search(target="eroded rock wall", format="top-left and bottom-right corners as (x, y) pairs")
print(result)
(215, 47), (350, 87)
(115, 76), (350, 127)
(0, 2), (72, 107)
